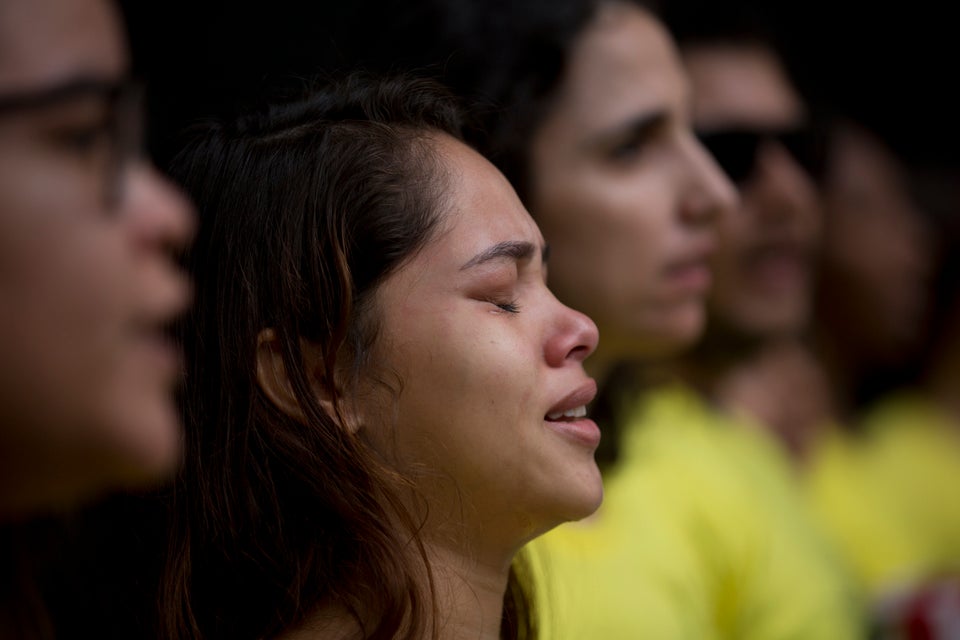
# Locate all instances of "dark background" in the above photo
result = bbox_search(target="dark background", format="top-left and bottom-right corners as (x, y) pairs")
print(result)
(120, 0), (958, 177)
(773, 0), (957, 172)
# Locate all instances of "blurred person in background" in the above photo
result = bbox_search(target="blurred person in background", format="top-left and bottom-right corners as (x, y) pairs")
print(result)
(805, 119), (960, 638)
(661, 2), (829, 460)
(668, 4), (959, 634)
(0, 0), (192, 519)
(0, 0), (193, 635)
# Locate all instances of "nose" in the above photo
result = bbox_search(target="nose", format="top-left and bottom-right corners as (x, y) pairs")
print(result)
(749, 142), (820, 225)
(122, 162), (196, 253)
(120, 163), (195, 313)
(679, 133), (740, 225)
(545, 298), (600, 367)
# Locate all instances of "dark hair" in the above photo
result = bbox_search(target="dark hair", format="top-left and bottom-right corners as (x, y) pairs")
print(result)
(320, 0), (599, 201)
(158, 73), (533, 640)
(422, 0), (594, 201)
(403, 0), (658, 202)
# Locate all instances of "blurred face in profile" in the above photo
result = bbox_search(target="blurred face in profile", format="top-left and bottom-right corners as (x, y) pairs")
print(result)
(360, 134), (602, 551)
(818, 124), (932, 361)
(528, 2), (737, 369)
(684, 42), (822, 339)
(0, 0), (193, 516)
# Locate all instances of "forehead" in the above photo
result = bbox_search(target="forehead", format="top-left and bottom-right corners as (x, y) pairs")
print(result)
(682, 43), (805, 129)
(0, 0), (126, 91)
(428, 134), (543, 260)
(549, 3), (687, 132)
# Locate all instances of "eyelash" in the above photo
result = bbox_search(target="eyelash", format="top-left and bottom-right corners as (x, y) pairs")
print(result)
(490, 298), (520, 314)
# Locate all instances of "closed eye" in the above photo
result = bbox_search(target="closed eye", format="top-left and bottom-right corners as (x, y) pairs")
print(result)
(598, 111), (668, 163)
(493, 299), (520, 314)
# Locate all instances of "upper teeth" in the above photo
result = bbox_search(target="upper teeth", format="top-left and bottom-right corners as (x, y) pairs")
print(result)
(547, 405), (587, 420)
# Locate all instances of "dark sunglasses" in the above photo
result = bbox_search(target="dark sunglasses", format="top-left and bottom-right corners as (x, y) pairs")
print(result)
(0, 77), (144, 208)
(697, 126), (825, 185)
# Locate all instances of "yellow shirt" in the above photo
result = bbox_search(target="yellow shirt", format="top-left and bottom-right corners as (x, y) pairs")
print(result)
(805, 393), (960, 594)
(529, 385), (863, 639)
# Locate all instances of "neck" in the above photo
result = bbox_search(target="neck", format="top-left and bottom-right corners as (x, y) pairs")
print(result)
(286, 535), (513, 640)
(427, 541), (511, 640)
(678, 329), (834, 462)
(675, 326), (767, 401)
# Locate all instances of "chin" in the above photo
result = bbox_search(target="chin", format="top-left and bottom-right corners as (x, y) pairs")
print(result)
(559, 464), (604, 522)
(638, 309), (707, 360)
(106, 398), (183, 487)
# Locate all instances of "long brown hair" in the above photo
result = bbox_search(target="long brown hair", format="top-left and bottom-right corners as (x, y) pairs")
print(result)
(160, 74), (511, 639)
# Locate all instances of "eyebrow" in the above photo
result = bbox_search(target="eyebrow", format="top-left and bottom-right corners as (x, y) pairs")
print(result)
(0, 76), (125, 115)
(587, 109), (669, 151)
(460, 240), (549, 271)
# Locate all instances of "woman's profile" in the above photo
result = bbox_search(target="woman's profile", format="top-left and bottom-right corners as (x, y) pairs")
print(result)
(160, 74), (601, 640)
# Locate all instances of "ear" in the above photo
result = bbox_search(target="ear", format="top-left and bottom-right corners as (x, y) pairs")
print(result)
(255, 328), (363, 434)
(256, 328), (308, 423)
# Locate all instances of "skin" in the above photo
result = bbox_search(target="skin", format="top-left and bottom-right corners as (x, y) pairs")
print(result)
(333, 133), (601, 640)
(0, 0), (194, 517)
(684, 42), (822, 339)
(528, 2), (737, 376)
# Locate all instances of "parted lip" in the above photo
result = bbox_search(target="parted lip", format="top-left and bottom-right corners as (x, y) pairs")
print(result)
(545, 379), (598, 419)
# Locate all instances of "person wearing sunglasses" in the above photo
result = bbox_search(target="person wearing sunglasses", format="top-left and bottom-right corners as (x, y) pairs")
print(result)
(681, 35), (822, 352)
(655, 4), (830, 461)
(665, 9), (959, 634)
(0, 0), (193, 519)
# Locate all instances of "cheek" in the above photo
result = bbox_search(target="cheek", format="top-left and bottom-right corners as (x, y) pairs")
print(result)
(541, 179), (671, 294)
(0, 243), (134, 450)
(57, 228), (132, 334)
(383, 310), (537, 464)
(29, 232), (134, 420)
(0, 159), (159, 472)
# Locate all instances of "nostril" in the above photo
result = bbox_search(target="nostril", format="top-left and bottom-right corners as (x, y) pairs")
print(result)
(566, 342), (594, 364)
(570, 344), (590, 358)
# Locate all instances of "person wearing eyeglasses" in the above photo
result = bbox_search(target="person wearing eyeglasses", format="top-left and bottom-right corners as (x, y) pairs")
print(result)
(1, 0), (193, 634)
(0, 0), (193, 520)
